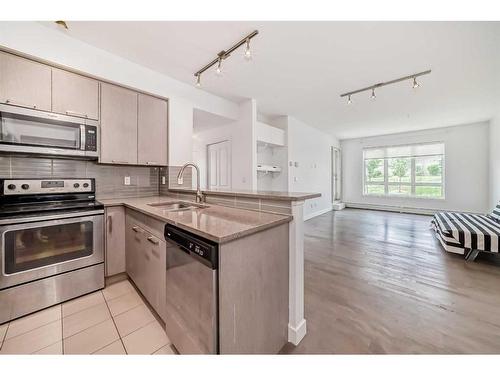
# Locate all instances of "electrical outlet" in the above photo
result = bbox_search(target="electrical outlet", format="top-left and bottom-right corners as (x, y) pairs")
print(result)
(294, 161), (299, 167)
(124, 176), (131, 186)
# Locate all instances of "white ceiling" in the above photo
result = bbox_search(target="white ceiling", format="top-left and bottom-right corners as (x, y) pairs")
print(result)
(44, 21), (500, 139)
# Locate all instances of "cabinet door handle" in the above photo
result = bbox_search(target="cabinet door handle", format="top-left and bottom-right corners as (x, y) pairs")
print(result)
(66, 110), (88, 118)
(147, 236), (159, 245)
(132, 226), (141, 233)
(108, 215), (113, 233)
(111, 160), (129, 164)
(5, 99), (37, 109)
(145, 161), (157, 165)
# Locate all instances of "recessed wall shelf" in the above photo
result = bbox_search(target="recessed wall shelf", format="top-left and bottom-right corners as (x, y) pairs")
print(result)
(257, 164), (282, 173)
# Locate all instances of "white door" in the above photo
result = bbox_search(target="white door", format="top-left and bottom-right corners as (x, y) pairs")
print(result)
(207, 141), (231, 190)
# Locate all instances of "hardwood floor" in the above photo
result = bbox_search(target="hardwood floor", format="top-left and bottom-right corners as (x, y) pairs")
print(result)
(281, 208), (500, 354)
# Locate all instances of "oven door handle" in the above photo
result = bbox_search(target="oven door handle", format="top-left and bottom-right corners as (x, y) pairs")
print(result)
(0, 209), (104, 225)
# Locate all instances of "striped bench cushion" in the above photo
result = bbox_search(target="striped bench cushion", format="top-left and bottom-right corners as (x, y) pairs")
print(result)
(489, 203), (500, 222)
(431, 211), (500, 253)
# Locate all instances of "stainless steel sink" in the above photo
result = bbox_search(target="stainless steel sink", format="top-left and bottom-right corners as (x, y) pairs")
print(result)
(148, 201), (207, 212)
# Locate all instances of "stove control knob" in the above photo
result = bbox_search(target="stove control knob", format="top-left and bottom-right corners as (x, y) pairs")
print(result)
(7, 184), (16, 190)
(21, 184), (29, 190)
(73, 183), (80, 188)
(83, 183), (89, 188)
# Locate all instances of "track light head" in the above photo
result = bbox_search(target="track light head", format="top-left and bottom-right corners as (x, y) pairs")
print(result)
(371, 88), (376, 100)
(347, 95), (352, 105)
(244, 38), (252, 61)
(215, 57), (223, 76)
(195, 74), (201, 88)
(412, 77), (420, 89)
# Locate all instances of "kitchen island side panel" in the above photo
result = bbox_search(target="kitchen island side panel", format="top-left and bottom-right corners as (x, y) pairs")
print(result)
(218, 223), (289, 354)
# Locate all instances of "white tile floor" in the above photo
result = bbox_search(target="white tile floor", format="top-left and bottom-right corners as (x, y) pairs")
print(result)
(0, 279), (176, 355)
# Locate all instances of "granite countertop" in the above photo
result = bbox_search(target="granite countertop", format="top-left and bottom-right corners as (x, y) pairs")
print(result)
(99, 196), (292, 244)
(167, 188), (321, 201)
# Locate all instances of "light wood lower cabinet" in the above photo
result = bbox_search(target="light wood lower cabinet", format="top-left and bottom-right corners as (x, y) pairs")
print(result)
(105, 207), (126, 276)
(125, 212), (166, 321)
(143, 232), (166, 320)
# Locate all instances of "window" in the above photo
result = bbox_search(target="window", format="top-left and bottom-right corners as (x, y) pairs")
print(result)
(363, 142), (444, 199)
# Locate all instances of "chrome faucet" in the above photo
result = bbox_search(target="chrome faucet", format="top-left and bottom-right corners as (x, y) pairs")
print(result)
(177, 162), (205, 203)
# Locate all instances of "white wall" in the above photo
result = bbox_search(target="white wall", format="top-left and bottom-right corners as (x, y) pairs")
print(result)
(233, 99), (257, 190)
(489, 115), (500, 208)
(0, 22), (239, 166)
(169, 98), (194, 166)
(193, 123), (235, 190)
(341, 122), (490, 214)
(286, 116), (339, 219)
(192, 99), (257, 191)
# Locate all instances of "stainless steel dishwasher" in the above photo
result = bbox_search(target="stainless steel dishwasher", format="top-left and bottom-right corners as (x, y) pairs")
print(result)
(164, 224), (219, 354)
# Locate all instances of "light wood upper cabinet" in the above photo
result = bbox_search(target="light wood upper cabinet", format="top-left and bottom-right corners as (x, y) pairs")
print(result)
(52, 68), (99, 120)
(100, 83), (138, 164)
(137, 94), (168, 166)
(0, 52), (51, 111)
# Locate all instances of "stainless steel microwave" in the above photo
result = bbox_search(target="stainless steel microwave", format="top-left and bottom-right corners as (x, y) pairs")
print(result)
(0, 104), (99, 158)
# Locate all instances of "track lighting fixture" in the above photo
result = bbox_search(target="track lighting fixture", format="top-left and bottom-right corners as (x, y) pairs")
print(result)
(215, 57), (223, 76)
(244, 38), (252, 61)
(193, 30), (259, 87)
(412, 77), (420, 89)
(340, 69), (431, 104)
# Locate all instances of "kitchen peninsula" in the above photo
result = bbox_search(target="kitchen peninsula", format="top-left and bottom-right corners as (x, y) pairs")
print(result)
(101, 189), (319, 353)
(162, 188), (320, 346)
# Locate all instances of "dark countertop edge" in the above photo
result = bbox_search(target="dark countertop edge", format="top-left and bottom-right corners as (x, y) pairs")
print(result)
(167, 188), (322, 201)
(101, 200), (292, 244)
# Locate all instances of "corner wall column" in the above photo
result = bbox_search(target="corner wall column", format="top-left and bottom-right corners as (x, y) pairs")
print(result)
(288, 200), (306, 345)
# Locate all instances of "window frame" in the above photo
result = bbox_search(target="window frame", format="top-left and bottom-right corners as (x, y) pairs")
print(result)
(362, 142), (445, 200)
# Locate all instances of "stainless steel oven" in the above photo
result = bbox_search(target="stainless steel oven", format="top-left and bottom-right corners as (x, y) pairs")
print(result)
(0, 104), (98, 158)
(0, 178), (104, 324)
(0, 211), (104, 290)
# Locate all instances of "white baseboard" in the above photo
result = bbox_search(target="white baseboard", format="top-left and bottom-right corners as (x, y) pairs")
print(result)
(344, 202), (483, 216)
(345, 202), (435, 215)
(304, 206), (333, 221)
(288, 319), (307, 346)
(332, 201), (346, 210)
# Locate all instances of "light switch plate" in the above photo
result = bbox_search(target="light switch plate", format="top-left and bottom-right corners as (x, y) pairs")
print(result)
(162, 176), (166, 185)
(124, 176), (131, 186)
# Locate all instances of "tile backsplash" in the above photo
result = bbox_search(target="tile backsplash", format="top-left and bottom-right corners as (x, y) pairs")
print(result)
(159, 166), (193, 194)
(0, 156), (159, 199)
